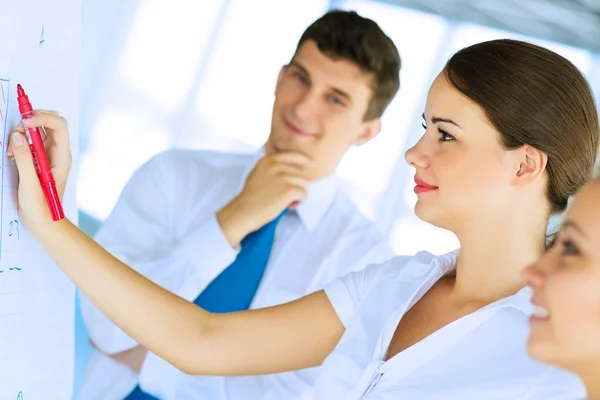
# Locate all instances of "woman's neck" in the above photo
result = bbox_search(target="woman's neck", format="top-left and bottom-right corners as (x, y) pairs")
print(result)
(577, 363), (600, 399)
(451, 212), (547, 303)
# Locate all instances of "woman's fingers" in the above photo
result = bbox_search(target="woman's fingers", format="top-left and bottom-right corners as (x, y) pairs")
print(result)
(10, 132), (35, 175)
(22, 112), (69, 147)
(10, 131), (53, 226)
(8, 110), (72, 200)
(8, 110), (66, 156)
(20, 111), (71, 164)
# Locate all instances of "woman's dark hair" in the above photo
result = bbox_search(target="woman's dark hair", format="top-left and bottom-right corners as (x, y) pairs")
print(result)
(444, 39), (599, 214)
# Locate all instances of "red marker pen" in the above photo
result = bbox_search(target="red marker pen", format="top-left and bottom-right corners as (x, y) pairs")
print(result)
(16, 84), (64, 221)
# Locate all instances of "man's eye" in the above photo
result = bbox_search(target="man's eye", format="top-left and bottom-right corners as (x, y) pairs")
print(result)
(562, 240), (580, 256)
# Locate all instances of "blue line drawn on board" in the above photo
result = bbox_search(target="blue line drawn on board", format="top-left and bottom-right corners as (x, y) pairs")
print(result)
(39, 24), (45, 47)
(17, 391), (24, 400)
(9, 220), (20, 240)
(0, 266), (23, 273)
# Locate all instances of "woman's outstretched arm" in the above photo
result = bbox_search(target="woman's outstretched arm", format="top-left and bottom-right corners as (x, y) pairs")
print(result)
(9, 113), (345, 376)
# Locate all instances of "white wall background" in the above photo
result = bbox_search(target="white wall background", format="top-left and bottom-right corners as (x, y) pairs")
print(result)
(78, 0), (600, 257)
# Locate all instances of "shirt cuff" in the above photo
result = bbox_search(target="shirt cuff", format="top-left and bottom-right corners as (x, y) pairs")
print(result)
(138, 352), (183, 399)
(174, 215), (240, 301)
(324, 279), (356, 329)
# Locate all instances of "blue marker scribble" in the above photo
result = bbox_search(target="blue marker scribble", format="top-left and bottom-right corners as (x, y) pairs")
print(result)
(9, 219), (20, 240)
(17, 391), (23, 400)
(39, 24), (45, 47)
(9, 267), (22, 271)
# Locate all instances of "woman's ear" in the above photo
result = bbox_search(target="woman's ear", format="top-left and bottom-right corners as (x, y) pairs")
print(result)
(515, 145), (548, 183)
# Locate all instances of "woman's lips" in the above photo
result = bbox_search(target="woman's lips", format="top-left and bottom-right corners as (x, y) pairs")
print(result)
(414, 177), (438, 194)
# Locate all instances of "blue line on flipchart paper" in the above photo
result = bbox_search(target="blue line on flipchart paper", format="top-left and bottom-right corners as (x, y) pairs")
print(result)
(9, 219), (20, 240)
(0, 80), (4, 122)
(0, 77), (10, 262)
(0, 266), (23, 273)
(40, 24), (45, 46)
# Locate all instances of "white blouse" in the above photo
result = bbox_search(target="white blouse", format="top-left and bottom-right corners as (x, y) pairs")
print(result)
(306, 250), (586, 399)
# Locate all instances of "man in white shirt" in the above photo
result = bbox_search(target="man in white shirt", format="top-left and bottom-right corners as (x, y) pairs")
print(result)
(78, 10), (401, 400)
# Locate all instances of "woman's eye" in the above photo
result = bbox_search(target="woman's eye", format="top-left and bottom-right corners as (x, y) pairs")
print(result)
(438, 128), (455, 142)
(562, 240), (580, 256)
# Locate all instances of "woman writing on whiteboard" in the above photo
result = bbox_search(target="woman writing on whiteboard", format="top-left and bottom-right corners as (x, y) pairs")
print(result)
(8, 40), (600, 398)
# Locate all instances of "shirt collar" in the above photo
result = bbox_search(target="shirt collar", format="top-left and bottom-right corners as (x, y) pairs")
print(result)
(492, 286), (534, 315)
(240, 150), (337, 232)
(293, 175), (336, 231)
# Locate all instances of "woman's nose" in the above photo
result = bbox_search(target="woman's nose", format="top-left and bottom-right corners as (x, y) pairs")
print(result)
(523, 261), (548, 289)
(405, 136), (429, 169)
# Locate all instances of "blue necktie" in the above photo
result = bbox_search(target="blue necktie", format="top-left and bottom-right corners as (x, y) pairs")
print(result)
(124, 211), (285, 400)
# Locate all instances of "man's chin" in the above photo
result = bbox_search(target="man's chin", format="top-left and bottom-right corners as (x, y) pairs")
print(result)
(265, 141), (308, 157)
(263, 140), (292, 156)
(263, 142), (278, 156)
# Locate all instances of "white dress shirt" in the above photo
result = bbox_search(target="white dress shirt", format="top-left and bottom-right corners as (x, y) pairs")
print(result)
(78, 149), (396, 400)
(304, 249), (586, 399)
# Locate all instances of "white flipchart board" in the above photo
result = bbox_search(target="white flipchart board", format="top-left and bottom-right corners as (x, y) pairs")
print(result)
(0, 0), (80, 398)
